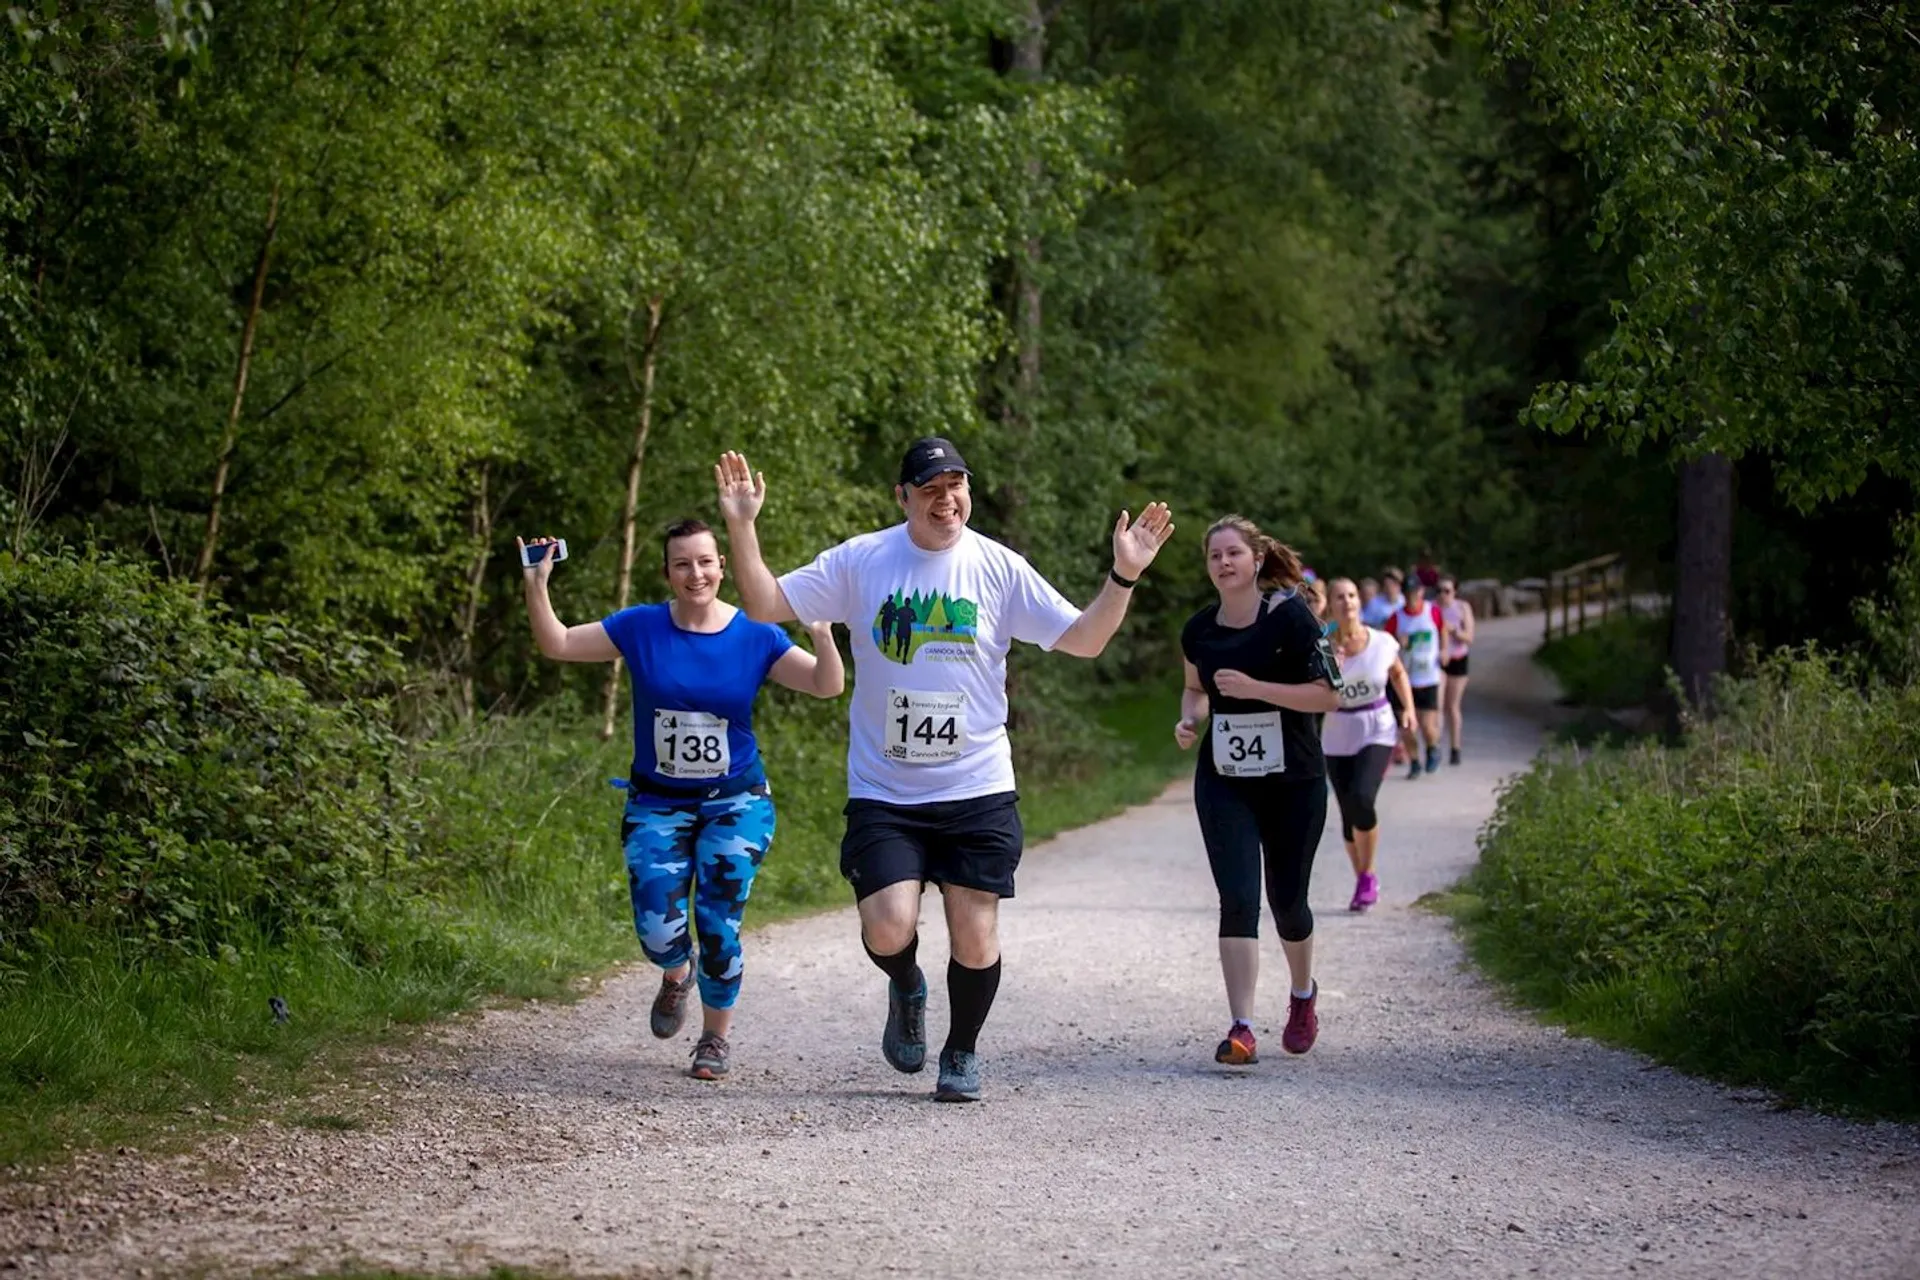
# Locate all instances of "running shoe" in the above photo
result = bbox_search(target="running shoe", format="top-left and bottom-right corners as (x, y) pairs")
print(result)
(1214, 1023), (1258, 1065)
(1406, 759), (1423, 781)
(689, 1031), (730, 1081)
(1450, 747), (1462, 766)
(882, 968), (928, 1074)
(934, 1048), (981, 1102)
(1349, 872), (1379, 913)
(1281, 983), (1319, 1055)
(1425, 745), (1441, 773)
(649, 966), (697, 1040)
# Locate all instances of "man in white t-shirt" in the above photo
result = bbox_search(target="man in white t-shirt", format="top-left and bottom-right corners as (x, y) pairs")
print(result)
(715, 438), (1175, 1101)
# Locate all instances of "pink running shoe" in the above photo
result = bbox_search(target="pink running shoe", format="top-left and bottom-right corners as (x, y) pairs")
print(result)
(1356, 872), (1379, 910)
(1282, 983), (1319, 1055)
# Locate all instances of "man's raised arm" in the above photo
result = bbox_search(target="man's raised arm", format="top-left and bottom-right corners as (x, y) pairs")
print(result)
(714, 451), (797, 623)
(1053, 502), (1176, 658)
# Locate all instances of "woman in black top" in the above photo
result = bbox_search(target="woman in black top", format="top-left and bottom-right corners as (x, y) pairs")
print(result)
(1175, 515), (1342, 1064)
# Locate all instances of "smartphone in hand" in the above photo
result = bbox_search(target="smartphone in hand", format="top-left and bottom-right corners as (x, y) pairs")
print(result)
(519, 539), (569, 568)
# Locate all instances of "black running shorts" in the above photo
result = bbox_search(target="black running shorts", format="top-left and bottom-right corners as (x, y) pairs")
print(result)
(1411, 684), (1440, 712)
(1442, 656), (1470, 678)
(840, 792), (1023, 901)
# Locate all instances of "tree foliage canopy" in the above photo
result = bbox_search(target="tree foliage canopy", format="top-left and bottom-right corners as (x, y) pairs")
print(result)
(2, 0), (1706, 705)
(1484, 0), (1920, 506)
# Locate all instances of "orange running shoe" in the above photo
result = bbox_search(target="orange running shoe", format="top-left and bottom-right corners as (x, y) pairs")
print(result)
(1214, 1023), (1258, 1065)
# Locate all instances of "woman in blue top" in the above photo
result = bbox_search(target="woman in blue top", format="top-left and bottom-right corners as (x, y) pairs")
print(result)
(521, 519), (844, 1080)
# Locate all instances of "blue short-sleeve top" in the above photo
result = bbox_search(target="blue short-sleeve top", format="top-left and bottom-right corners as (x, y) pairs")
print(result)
(600, 603), (795, 797)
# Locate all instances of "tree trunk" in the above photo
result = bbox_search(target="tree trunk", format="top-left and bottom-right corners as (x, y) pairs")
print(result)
(194, 182), (282, 596)
(996, 0), (1047, 553)
(998, 2), (1049, 730)
(456, 460), (493, 721)
(1669, 451), (1735, 712)
(1013, 0), (1043, 417)
(600, 296), (666, 743)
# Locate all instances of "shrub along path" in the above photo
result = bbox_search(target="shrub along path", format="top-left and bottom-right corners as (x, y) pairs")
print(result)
(4, 613), (1917, 1278)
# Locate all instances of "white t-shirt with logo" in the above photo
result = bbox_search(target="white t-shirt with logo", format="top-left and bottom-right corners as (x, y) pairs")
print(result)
(778, 524), (1082, 804)
(1322, 627), (1400, 757)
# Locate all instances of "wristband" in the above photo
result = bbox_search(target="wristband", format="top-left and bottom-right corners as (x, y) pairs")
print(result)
(1109, 567), (1138, 590)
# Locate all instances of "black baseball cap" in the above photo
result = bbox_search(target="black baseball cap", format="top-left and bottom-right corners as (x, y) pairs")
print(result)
(899, 436), (971, 488)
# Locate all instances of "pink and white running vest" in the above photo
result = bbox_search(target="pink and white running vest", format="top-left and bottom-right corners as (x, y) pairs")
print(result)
(1440, 600), (1470, 660)
(1323, 627), (1400, 757)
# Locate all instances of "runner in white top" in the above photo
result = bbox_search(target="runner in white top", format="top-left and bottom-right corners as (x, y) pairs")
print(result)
(1435, 575), (1475, 765)
(714, 438), (1175, 1102)
(1322, 579), (1415, 911)
(1384, 579), (1446, 778)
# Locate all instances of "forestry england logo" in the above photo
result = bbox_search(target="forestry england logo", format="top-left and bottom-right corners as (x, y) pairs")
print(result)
(871, 588), (980, 665)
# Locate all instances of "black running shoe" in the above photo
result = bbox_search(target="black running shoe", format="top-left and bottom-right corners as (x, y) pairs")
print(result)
(882, 968), (927, 1074)
(934, 1048), (981, 1102)
(1406, 759), (1423, 781)
(1449, 747), (1461, 766)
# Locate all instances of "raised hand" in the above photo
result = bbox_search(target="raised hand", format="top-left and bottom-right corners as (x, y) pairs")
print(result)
(517, 536), (561, 587)
(1112, 501), (1175, 580)
(714, 451), (767, 524)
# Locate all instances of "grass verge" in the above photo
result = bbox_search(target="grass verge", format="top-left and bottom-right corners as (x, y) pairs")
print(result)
(1444, 652), (1920, 1119)
(0, 687), (1186, 1169)
(1534, 612), (1667, 710)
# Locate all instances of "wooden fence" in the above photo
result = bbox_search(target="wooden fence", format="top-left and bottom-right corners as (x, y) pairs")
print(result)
(1539, 552), (1631, 642)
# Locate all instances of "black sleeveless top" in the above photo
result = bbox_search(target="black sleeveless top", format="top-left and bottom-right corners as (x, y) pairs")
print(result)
(1180, 590), (1341, 781)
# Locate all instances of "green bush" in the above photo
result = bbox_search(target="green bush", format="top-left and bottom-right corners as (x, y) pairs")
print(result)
(0, 552), (424, 957)
(1463, 650), (1920, 1115)
(1534, 613), (1668, 709)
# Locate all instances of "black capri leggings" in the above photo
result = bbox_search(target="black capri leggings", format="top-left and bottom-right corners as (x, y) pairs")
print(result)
(1326, 744), (1393, 841)
(1193, 770), (1327, 942)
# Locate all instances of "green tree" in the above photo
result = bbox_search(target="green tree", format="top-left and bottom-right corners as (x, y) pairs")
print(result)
(1480, 0), (1920, 701)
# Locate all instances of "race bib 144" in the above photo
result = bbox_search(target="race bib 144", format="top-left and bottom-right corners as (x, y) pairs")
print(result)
(884, 689), (968, 764)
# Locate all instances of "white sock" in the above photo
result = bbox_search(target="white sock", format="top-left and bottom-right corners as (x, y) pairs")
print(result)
(1292, 983), (1315, 1000)
(1232, 1017), (1252, 1031)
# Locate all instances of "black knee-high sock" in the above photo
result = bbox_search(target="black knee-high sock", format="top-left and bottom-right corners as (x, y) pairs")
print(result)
(864, 932), (920, 990)
(944, 957), (1002, 1055)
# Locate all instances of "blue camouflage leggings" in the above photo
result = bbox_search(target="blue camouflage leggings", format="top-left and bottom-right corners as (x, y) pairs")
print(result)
(622, 786), (776, 1011)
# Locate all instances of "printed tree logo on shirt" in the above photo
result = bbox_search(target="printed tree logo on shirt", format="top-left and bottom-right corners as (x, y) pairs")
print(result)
(873, 588), (980, 664)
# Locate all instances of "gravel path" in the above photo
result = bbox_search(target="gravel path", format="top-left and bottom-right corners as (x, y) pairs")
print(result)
(5, 611), (1918, 1279)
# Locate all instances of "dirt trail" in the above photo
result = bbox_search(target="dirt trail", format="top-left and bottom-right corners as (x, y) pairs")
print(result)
(4, 611), (1917, 1278)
